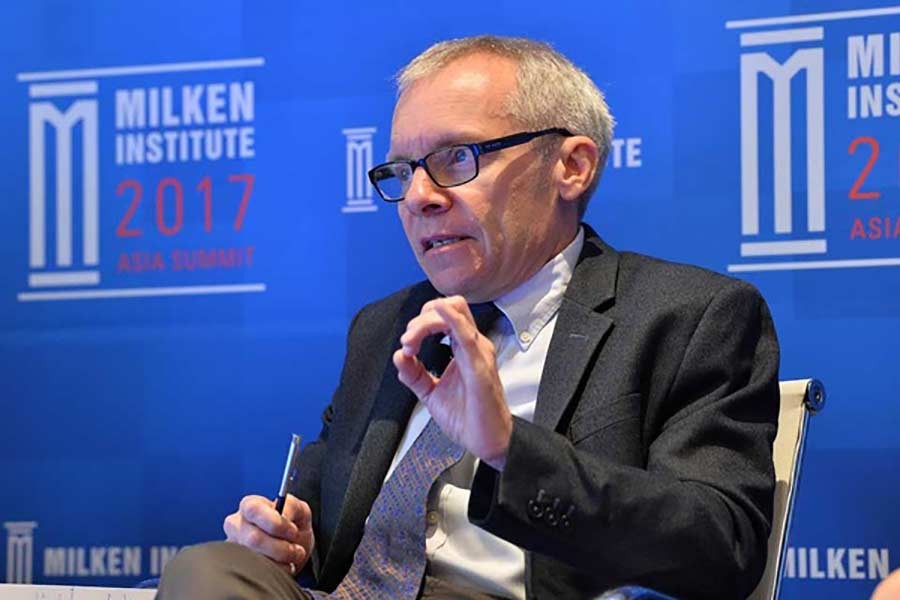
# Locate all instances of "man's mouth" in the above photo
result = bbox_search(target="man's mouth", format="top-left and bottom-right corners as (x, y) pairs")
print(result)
(422, 236), (470, 252)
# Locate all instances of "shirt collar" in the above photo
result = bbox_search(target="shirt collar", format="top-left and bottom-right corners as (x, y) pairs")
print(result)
(494, 227), (584, 351)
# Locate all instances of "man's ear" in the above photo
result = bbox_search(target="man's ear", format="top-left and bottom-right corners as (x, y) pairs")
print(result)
(554, 136), (599, 204)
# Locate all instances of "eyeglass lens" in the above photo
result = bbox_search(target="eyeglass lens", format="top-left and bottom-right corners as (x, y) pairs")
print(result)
(373, 145), (477, 200)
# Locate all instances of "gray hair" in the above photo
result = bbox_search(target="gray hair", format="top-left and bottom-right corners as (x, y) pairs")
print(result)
(395, 35), (615, 217)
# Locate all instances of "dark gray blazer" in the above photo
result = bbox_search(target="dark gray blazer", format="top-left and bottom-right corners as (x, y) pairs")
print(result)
(291, 225), (779, 599)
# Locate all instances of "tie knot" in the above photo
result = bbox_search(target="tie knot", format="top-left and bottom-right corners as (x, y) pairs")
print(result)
(469, 302), (503, 336)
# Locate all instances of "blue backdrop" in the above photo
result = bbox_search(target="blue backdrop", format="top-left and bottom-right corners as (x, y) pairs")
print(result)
(1, 1), (898, 597)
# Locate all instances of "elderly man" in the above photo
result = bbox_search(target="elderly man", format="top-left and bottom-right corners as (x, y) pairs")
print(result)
(157, 35), (779, 599)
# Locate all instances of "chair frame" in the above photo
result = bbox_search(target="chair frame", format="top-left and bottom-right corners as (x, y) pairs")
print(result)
(765, 378), (825, 600)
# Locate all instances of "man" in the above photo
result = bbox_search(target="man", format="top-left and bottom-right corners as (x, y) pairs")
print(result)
(157, 36), (779, 599)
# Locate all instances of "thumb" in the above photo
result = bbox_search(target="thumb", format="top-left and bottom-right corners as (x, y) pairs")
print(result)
(393, 348), (438, 400)
(283, 495), (312, 531)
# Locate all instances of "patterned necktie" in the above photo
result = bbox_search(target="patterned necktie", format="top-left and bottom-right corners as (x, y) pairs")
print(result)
(311, 303), (502, 599)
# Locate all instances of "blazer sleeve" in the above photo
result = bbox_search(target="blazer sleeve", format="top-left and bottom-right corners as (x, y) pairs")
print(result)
(468, 279), (780, 599)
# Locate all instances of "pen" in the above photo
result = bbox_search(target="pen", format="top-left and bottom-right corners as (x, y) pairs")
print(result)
(275, 433), (303, 514)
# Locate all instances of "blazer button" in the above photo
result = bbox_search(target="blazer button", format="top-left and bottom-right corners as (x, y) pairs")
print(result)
(528, 489), (548, 520)
(545, 497), (561, 526)
(560, 506), (575, 529)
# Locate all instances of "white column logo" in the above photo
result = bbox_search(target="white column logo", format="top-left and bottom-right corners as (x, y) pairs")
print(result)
(739, 28), (826, 257)
(4, 521), (37, 584)
(28, 81), (101, 288)
(341, 127), (378, 214)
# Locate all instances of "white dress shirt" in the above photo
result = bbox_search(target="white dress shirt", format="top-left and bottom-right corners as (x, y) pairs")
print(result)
(381, 228), (585, 599)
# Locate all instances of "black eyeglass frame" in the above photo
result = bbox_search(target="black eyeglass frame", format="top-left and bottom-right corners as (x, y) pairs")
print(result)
(367, 127), (574, 202)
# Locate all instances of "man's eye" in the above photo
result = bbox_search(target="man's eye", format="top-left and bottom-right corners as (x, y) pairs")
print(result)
(452, 148), (468, 163)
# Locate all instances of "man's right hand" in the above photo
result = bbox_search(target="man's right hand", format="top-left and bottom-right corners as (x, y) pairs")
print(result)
(223, 494), (315, 576)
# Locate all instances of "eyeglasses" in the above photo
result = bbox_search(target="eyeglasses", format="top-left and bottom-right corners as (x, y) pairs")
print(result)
(367, 127), (573, 202)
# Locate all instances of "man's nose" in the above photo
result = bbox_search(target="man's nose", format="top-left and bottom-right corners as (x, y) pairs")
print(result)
(403, 167), (451, 216)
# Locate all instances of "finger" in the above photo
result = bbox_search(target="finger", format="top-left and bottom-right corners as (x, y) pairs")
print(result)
(282, 495), (313, 531)
(421, 295), (466, 312)
(393, 347), (438, 399)
(274, 560), (297, 578)
(223, 512), (241, 541)
(239, 521), (307, 565)
(287, 560), (300, 578)
(433, 302), (483, 367)
(400, 296), (473, 356)
(400, 311), (453, 357)
(239, 495), (302, 543)
(419, 298), (445, 315)
(418, 294), (468, 315)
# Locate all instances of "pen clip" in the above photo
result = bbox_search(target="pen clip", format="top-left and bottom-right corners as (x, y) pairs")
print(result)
(277, 433), (303, 498)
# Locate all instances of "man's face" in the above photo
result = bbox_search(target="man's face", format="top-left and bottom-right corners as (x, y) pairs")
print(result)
(389, 53), (572, 303)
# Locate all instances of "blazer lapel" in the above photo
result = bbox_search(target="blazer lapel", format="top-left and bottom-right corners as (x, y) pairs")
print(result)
(533, 228), (618, 431)
(320, 283), (439, 582)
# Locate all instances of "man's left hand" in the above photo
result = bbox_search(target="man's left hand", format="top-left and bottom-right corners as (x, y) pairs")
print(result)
(393, 295), (512, 470)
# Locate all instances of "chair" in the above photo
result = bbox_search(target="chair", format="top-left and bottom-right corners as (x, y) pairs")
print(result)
(748, 378), (824, 600)
(599, 378), (825, 600)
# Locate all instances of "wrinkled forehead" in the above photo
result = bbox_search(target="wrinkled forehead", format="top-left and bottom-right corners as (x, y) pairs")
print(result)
(388, 55), (519, 159)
